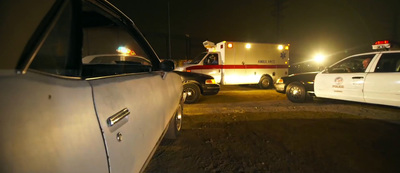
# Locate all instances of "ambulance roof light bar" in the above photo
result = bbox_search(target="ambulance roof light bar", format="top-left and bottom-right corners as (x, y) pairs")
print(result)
(203, 41), (215, 48)
(372, 40), (390, 50)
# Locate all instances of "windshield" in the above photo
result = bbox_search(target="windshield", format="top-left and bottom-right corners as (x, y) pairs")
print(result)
(327, 54), (375, 73)
(189, 52), (207, 64)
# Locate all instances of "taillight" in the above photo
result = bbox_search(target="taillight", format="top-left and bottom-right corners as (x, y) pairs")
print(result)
(186, 69), (191, 72)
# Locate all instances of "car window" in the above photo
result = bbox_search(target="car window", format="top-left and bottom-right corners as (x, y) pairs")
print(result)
(204, 54), (219, 65)
(29, 1), (80, 77)
(328, 54), (375, 73)
(374, 53), (400, 72)
(190, 52), (207, 64)
(81, 1), (152, 78)
(28, 1), (153, 78)
(83, 55), (151, 65)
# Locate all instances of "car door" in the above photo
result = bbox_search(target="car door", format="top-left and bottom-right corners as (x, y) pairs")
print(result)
(88, 74), (179, 173)
(364, 52), (400, 107)
(81, 2), (181, 173)
(0, 1), (108, 172)
(202, 53), (222, 83)
(315, 53), (377, 102)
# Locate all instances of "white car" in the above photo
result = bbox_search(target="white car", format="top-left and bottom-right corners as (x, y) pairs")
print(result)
(0, 0), (184, 173)
(314, 41), (400, 107)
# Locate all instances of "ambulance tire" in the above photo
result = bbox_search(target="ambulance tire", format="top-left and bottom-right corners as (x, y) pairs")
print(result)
(286, 82), (306, 103)
(164, 101), (183, 139)
(258, 76), (273, 89)
(183, 83), (201, 104)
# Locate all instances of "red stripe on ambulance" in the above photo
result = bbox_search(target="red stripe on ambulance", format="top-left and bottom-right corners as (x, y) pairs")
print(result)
(186, 64), (289, 70)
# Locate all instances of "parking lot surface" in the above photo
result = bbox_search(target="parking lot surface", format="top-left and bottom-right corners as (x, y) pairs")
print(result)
(145, 85), (400, 173)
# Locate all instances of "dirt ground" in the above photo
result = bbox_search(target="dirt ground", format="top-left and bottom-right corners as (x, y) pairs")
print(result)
(144, 85), (400, 173)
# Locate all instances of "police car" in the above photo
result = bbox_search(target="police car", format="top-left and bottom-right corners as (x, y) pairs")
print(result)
(314, 41), (400, 107)
(274, 71), (318, 103)
(174, 71), (220, 104)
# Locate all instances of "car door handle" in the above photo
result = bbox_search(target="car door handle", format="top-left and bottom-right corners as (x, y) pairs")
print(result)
(107, 108), (130, 127)
(352, 76), (364, 79)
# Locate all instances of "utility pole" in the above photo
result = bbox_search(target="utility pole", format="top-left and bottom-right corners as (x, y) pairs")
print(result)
(185, 34), (191, 60)
(167, 1), (172, 59)
(273, 0), (288, 43)
(276, 0), (281, 43)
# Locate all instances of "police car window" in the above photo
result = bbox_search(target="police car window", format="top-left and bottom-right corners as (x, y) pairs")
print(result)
(29, 1), (80, 77)
(329, 55), (374, 73)
(81, 1), (152, 78)
(374, 53), (400, 72)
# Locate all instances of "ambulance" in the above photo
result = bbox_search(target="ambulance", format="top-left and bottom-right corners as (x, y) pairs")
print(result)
(175, 41), (290, 88)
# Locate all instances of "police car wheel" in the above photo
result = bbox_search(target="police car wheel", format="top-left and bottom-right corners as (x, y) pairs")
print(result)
(286, 82), (306, 103)
(164, 102), (183, 139)
(259, 76), (273, 89)
(183, 83), (201, 104)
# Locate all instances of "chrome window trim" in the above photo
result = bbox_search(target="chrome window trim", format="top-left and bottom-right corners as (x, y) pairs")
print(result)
(84, 71), (157, 81)
(28, 69), (82, 80)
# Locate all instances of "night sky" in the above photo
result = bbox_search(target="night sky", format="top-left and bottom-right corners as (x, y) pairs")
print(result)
(109, 0), (400, 65)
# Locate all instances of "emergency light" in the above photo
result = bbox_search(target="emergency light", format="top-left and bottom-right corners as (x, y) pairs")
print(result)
(372, 40), (390, 50)
(116, 46), (136, 55)
(245, 43), (251, 49)
(203, 41), (215, 48)
(278, 44), (290, 50)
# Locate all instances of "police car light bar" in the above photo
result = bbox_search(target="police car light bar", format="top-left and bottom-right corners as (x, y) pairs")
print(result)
(372, 40), (391, 50)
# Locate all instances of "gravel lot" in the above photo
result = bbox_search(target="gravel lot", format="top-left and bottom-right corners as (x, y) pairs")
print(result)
(145, 85), (400, 173)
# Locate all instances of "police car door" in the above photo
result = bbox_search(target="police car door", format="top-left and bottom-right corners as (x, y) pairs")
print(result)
(315, 54), (376, 102)
(363, 52), (400, 107)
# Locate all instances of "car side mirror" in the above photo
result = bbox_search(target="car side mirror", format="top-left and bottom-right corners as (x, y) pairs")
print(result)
(160, 60), (175, 72)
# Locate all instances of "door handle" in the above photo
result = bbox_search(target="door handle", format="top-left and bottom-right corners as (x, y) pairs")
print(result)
(107, 108), (130, 127)
(352, 76), (364, 79)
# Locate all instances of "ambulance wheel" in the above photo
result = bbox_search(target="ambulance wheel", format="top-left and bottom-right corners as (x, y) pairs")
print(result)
(258, 76), (273, 89)
(164, 102), (183, 139)
(183, 83), (200, 104)
(286, 82), (306, 103)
